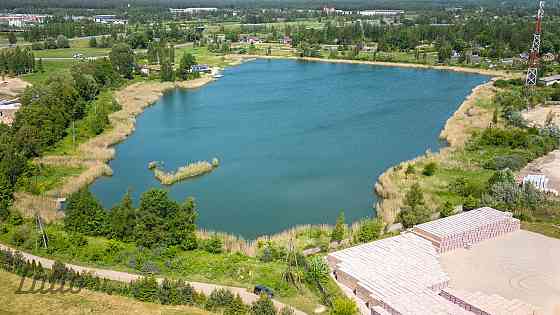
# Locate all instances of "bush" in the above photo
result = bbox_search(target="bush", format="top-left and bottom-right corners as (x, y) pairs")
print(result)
(353, 219), (383, 243)
(250, 295), (277, 315)
(11, 225), (31, 246)
(131, 276), (160, 302)
(31, 42), (44, 50)
(206, 288), (235, 310)
(422, 162), (437, 176)
(330, 297), (358, 315)
(440, 201), (454, 218)
(483, 154), (527, 171)
(203, 236), (223, 254)
(305, 256), (330, 285)
(330, 211), (346, 242)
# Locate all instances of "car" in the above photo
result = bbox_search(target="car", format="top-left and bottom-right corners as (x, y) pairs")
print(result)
(253, 285), (274, 298)
(72, 53), (84, 59)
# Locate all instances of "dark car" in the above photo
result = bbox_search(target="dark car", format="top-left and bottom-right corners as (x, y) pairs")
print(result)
(253, 285), (274, 298)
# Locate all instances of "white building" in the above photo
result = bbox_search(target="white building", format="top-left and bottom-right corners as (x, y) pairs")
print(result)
(0, 14), (48, 27)
(358, 10), (404, 16)
(169, 8), (218, 14)
(539, 74), (560, 86)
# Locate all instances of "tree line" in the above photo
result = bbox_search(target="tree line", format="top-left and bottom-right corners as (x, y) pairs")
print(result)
(0, 247), (294, 315)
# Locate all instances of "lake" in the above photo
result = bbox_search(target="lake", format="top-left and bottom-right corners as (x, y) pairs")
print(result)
(90, 59), (489, 238)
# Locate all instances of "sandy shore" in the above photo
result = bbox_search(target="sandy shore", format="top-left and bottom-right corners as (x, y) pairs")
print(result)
(374, 75), (506, 224)
(231, 54), (510, 77)
(16, 77), (214, 221)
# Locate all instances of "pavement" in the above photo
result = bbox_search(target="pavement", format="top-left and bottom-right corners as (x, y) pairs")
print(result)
(440, 230), (560, 315)
(0, 243), (307, 315)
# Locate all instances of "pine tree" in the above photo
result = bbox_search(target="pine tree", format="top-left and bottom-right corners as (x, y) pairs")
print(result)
(331, 211), (346, 242)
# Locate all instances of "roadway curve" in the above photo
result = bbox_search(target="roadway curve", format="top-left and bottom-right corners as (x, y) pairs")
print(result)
(0, 243), (307, 315)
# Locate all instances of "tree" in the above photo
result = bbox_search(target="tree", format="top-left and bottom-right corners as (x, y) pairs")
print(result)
(398, 183), (430, 228)
(353, 218), (383, 243)
(110, 43), (135, 79)
(89, 36), (97, 48)
(0, 174), (13, 221)
(131, 276), (159, 302)
(45, 37), (57, 49)
(440, 201), (454, 218)
(224, 294), (248, 315)
(250, 295), (276, 315)
(166, 197), (198, 250)
(178, 52), (197, 80)
(109, 190), (137, 241)
(37, 58), (44, 73)
(305, 256), (329, 285)
(160, 60), (175, 82)
(330, 297), (358, 315)
(64, 188), (108, 236)
(56, 35), (70, 48)
(331, 211), (346, 242)
(7, 33), (17, 45)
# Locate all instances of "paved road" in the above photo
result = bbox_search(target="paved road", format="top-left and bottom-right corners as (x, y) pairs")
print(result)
(0, 243), (307, 315)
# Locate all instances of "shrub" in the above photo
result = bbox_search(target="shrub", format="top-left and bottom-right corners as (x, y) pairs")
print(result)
(353, 219), (383, 243)
(330, 211), (346, 242)
(330, 297), (358, 315)
(483, 154), (526, 171)
(224, 294), (249, 315)
(131, 276), (159, 302)
(203, 236), (223, 254)
(405, 164), (415, 177)
(422, 162), (437, 176)
(11, 225), (31, 246)
(206, 288), (235, 310)
(305, 256), (330, 285)
(68, 233), (88, 247)
(31, 42), (44, 50)
(440, 201), (454, 218)
(250, 295), (277, 315)
(140, 260), (160, 275)
(463, 195), (479, 211)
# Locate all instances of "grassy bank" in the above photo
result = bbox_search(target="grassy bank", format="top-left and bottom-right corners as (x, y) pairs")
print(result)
(0, 270), (215, 315)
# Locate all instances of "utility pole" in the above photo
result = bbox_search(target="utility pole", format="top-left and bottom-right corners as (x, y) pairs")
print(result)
(525, 1), (545, 88)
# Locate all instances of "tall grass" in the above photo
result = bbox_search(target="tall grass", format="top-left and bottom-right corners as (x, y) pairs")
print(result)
(17, 78), (214, 221)
(151, 159), (218, 185)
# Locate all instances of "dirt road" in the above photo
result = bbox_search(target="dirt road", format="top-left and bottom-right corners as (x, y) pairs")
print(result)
(0, 243), (307, 315)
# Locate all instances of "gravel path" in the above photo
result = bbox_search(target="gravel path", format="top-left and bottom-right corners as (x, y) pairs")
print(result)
(0, 243), (307, 315)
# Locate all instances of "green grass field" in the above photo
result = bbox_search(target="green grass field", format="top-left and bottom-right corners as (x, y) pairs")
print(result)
(33, 47), (111, 59)
(22, 59), (75, 85)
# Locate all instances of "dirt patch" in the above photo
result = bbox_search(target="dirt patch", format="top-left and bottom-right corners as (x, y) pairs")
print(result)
(518, 106), (560, 193)
(522, 105), (560, 128)
(0, 77), (30, 99)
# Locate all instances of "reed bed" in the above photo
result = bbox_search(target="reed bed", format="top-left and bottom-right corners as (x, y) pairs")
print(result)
(198, 221), (380, 257)
(151, 159), (219, 185)
(12, 192), (62, 222)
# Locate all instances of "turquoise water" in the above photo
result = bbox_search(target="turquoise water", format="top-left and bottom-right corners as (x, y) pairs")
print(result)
(90, 59), (488, 238)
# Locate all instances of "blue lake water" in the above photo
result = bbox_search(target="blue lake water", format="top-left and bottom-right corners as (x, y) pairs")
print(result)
(90, 59), (488, 238)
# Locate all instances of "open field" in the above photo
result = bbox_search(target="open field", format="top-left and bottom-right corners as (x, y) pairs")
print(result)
(0, 271), (215, 315)
(22, 59), (75, 85)
(441, 230), (560, 315)
(32, 47), (110, 58)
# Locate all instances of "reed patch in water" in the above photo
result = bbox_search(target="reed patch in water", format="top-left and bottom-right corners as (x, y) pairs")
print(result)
(150, 158), (219, 185)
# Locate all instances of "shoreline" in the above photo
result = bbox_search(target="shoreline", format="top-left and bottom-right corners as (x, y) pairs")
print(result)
(16, 77), (215, 221)
(374, 76), (504, 224)
(230, 54), (510, 77)
(19, 55), (511, 242)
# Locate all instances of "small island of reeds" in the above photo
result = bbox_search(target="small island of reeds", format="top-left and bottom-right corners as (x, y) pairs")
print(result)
(148, 158), (219, 185)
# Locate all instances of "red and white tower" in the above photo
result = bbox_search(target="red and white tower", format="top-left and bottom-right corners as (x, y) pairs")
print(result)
(526, 1), (545, 87)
